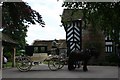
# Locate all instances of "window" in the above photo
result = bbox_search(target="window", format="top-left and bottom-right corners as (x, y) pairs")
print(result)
(34, 47), (39, 53)
(40, 47), (46, 53)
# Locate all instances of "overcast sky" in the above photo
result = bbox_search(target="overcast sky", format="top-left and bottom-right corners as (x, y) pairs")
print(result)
(22, 0), (65, 45)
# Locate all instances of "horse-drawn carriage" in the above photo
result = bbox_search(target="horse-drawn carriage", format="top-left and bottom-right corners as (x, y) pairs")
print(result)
(16, 45), (66, 72)
(16, 44), (98, 72)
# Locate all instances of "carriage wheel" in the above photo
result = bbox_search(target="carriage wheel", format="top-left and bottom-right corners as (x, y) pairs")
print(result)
(16, 56), (32, 72)
(48, 58), (60, 71)
(57, 59), (65, 69)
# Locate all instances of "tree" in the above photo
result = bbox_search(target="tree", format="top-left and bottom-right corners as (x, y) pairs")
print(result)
(62, 2), (120, 44)
(2, 2), (45, 49)
(2, 2), (45, 28)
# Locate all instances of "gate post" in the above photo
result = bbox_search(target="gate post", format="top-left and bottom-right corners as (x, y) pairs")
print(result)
(12, 47), (16, 67)
(0, 46), (3, 79)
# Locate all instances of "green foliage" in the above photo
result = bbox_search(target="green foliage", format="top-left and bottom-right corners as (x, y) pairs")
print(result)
(3, 62), (12, 68)
(3, 47), (15, 61)
(105, 53), (118, 64)
(62, 2), (120, 44)
(2, 2), (45, 28)
(4, 52), (12, 61)
(16, 50), (24, 56)
(2, 2), (45, 49)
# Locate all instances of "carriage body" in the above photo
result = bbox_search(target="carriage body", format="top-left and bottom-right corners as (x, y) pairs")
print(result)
(25, 45), (49, 62)
(16, 45), (61, 72)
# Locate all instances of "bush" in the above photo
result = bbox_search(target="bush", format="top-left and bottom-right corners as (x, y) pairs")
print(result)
(105, 53), (118, 65)
(4, 52), (12, 61)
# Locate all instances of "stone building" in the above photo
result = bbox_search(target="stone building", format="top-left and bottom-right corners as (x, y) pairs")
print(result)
(33, 39), (67, 55)
(61, 9), (106, 64)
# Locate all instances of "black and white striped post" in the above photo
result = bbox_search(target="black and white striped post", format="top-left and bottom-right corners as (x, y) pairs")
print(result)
(63, 20), (82, 56)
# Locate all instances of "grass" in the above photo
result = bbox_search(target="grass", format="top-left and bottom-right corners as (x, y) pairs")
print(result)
(3, 62), (12, 68)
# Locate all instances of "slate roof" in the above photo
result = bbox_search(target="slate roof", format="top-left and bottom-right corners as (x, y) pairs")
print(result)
(0, 32), (18, 45)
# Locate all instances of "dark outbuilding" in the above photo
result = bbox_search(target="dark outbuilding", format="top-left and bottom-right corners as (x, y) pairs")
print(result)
(0, 32), (18, 69)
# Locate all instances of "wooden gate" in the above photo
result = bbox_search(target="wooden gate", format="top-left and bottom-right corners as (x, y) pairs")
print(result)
(63, 20), (82, 56)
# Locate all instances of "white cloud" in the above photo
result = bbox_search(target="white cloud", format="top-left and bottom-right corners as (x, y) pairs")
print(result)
(23, 0), (66, 45)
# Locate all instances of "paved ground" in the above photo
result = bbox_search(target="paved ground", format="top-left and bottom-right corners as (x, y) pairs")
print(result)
(2, 64), (119, 79)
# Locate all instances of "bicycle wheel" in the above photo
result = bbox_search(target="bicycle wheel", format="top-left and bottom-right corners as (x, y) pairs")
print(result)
(48, 58), (59, 71)
(16, 56), (32, 72)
